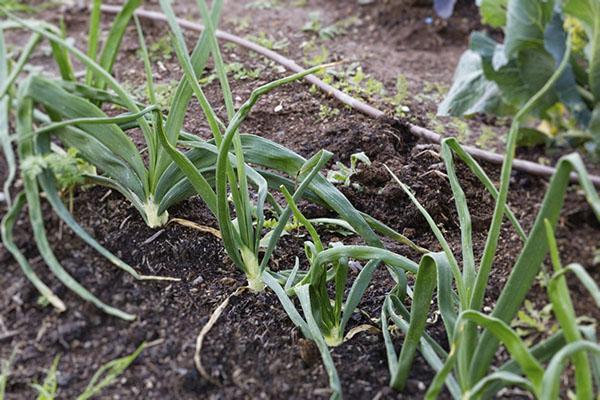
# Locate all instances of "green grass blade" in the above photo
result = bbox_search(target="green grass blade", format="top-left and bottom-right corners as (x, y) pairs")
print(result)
(157, 0), (222, 177)
(1, 192), (66, 311)
(424, 337), (459, 400)
(462, 311), (544, 388)
(158, 0), (224, 142)
(541, 341), (600, 400)
(0, 28), (16, 206)
(434, 253), (457, 340)
(33, 355), (60, 400)
(84, 174), (147, 218)
(442, 138), (526, 240)
(313, 245), (419, 274)
(155, 113), (217, 215)
(94, 0), (141, 89)
(552, 263), (600, 307)
(384, 296), (461, 399)
(52, 80), (140, 109)
(262, 271), (311, 338)
(271, 183), (321, 249)
(50, 19), (75, 81)
(385, 166), (464, 300)
(21, 104), (158, 143)
(17, 85), (135, 321)
(85, 0), (102, 86)
(483, 331), (567, 397)
(296, 285), (342, 400)
(471, 153), (600, 382)
(195, 0), (233, 119)
(340, 259), (379, 332)
(0, 32), (40, 99)
(381, 297), (399, 376)
(580, 325), (600, 390)
(134, 16), (157, 106)
(463, 371), (535, 399)
(0, 349), (17, 399)
(76, 343), (145, 400)
(545, 220), (593, 399)
(440, 140), (475, 289)
(359, 212), (428, 253)
(391, 253), (438, 390)
(260, 151), (333, 271)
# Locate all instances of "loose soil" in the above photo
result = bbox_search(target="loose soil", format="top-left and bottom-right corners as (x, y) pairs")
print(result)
(1, 1), (598, 399)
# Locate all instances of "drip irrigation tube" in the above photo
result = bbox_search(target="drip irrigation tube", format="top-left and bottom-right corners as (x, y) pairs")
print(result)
(100, 4), (600, 187)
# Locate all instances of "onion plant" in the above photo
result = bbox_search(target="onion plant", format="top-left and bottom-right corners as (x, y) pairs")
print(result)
(154, 0), (427, 290)
(1, 0), (421, 316)
(262, 186), (451, 399)
(424, 221), (600, 399)
(382, 34), (600, 398)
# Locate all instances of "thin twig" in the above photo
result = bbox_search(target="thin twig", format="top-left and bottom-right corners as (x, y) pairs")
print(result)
(194, 286), (247, 385)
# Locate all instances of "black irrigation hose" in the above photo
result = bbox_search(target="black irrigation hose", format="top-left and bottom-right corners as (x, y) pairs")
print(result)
(100, 4), (600, 187)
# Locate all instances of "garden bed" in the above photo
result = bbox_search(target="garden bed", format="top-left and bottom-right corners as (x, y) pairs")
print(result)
(1, 0), (599, 399)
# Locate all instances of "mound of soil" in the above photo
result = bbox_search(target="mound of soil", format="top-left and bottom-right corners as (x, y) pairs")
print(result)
(1, 1), (598, 399)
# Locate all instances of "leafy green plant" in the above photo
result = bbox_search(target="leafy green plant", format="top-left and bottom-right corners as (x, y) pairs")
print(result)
(1, 0), (417, 317)
(0, 0), (207, 317)
(144, 34), (174, 61)
(32, 356), (60, 400)
(511, 300), (557, 345)
(440, 0), (600, 155)
(424, 221), (600, 399)
(154, 0), (425, 291)
(22, 147), (96, 211)
(76, 344), (144, 400)
(246, 31), (289, 50)
(0, 350), (15, 400)
(383, 35), (600, 398)
(4, 345), (144, 400)
(264, 186), (432, 399)
(326, 151), (371, 187)
(302, 12), (347, 40)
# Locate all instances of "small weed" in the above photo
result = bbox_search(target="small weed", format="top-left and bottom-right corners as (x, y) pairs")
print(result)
(391, 75), (408, 106)
(318, 104), (340, 120)
(145, 35), (173, 61)
(22, 148), (95, 192)
(152, 80), (180, 110)
(22, 147), (95, 211)
(327, 151), (371, 187)
(475, 126), (497, 149)
(227, 62), (263, 80)
(246, 32), (289, 50)
(303, 12), (343, 40)
(453, 118), (470, 142)
(302, 40), (330, 66)
(31, 355), (60, 400)
(245, 0), (280, 9)
(231, 16), (250, 32)
(511, 300), (558, 345)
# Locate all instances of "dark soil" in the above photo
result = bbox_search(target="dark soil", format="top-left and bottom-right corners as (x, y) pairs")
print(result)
(1, 1), (599, 399)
